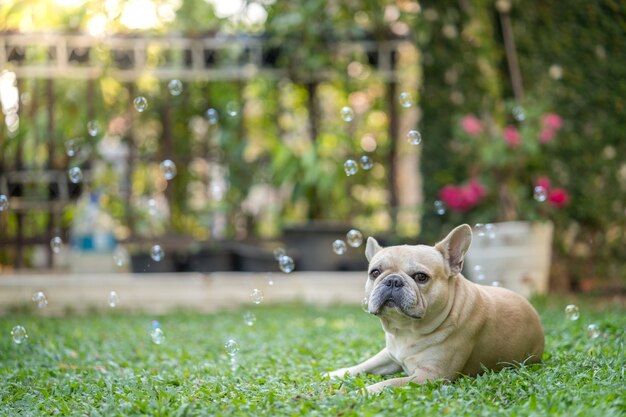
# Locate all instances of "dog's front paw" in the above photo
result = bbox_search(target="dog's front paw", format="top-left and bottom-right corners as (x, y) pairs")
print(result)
(324, 368), (351, 379)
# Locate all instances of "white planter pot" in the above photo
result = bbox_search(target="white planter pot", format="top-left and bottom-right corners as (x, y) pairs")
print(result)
(464, 221), (554, 298)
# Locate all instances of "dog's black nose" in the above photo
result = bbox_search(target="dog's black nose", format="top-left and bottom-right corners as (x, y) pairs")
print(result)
(385, 276), (404, 288)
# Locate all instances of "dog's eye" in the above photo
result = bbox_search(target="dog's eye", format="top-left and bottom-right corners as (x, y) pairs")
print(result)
(370, 269), (381, 279)
(413, 272), (430, 284)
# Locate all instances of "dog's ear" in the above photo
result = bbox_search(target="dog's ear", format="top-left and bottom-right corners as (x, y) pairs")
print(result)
(365, 237), (383, 262)
(435, 224), (472, 276)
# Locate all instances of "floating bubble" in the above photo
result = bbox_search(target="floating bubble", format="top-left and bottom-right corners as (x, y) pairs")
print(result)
(151, 320), (160, 329)
(564, 304), (580, 321)
(278, 255), (294, 274)
(168, 79), (183, 96)
(485, 223), (497, 240)
(359, 155), (373, 170)
(206, 108), (219, 125)
(407, 130), (422, 145)
(87, 120), (100, 137)
(68, 167), (83, 184)
(474, 223), (485, 238)
(533, 186), (548, 202)
(160, 159), (177, 181)
(250, 288), (263, 304)
(150, 245), (164, 262)
(225, 339), (239, 356)
(399, 92), (414, 108)
(332, 239), (348, 255)
(150, 327), (165, 345)
(512, 105), (526, 122)
(65, 139), (81, 157)
(108, 290), (119, 308)
(0, 194), (9, 211)
(344, 159), (358, 176)
(491, 281), (501, 287)
(133, 96), (148, 112)
(32, 291), (47, 309)
(346, 229), (363, 248)
(473, 265), (486, 282)
(226, 102), (239, 117)
(268, 279), (274, 286)
(243, 311), (256, 327)
(50, 236), (63, 254)
(273, 247), (286, 260)
(361, 297), (369, 313)
(113, 246), (128, 268)
(434, 200), (446, 215)
(11, 325), (27, 344)
(586, 323), (600, 339)
(340, 106), (354, 122)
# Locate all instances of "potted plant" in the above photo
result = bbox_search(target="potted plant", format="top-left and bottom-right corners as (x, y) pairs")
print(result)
(437, 101), (569, 297)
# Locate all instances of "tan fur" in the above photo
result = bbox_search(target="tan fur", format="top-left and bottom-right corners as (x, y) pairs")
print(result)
(325, 224), (545, 394)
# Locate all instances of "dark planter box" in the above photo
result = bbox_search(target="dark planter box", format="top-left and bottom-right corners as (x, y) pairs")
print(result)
(130, 253), (177, 273)
(232, 241), (282, 272)
(186, 244), (235, 272)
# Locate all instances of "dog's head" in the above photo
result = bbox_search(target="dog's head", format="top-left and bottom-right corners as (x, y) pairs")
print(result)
(364, 224), (472, 321)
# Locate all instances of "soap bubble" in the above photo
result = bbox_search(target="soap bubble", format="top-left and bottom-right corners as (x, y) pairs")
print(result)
(65, 138), (81, 157)
(533, 186), (547, 202)
(225, 339), (239, 356)
(332, 239), (347, 255)
(399, 92), (414, 108)
(273, 247), (286, 260)
(491, 281), (501, 287)
(11, 325), (28, 344)
(344, 159), (358, 176)
(586, 323), (600, 339)
(474, 223), (485, 238)
(68, 167), (83, 183)
(87, 120), (100, 137)
(32, 291), (47, 309)
(133, 96), (148, 112)
(160, 159), (177, 181)
(50, 236), (63, 254)
(150, 245), (164, 262)
(0, 194), (8, 211)
(226, 102), (239, 117)
(340, 106), (354, 122)
(407, 130), (422, 145)
(512, 105), (526, 122)
(485, 223), (497, 240)
(346, 229), (363, 248)
(278, 255), (294, 273)
(361, 297), (369, 313)
(108, 290), (119, 308)
(168, 79), (183, 96)
(473, 265), (486, 282)
(206, 108), (219, 125)
(250, 288), (263, 304)
(113, 246), (128, 267)
(564, 304), (580, 321)
(150, 327), (165, 345)
(151, 320), (160, 329)
(359, 155), (373, 170)
(434, 200), (446, 215)
(243, 311), (256, 327)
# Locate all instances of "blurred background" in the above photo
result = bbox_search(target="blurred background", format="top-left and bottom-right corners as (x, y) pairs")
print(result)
(0, 0), (624, 295)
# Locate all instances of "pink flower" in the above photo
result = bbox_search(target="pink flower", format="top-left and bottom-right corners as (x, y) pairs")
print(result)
(548, 187), (570, 207)
(439, 180), (487, 212)
(503, 125), (521, 148)
(542, 113), (563, 130)
(460, 115), (484, 136)
(539, 128), (556, 144)
(535, 176), (551, 191)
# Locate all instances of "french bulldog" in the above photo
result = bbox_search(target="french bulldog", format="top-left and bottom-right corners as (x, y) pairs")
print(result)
(326, 224), (544, 394)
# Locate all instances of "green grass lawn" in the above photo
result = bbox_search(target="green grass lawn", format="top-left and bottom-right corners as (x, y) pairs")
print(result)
(1, 296), (624, 416)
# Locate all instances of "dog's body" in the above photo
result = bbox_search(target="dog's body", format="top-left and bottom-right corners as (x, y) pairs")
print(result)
(326, 224), (544, 394)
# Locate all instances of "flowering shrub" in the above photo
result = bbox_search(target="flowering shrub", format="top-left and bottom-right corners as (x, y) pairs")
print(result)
(440, 104), (569, 221)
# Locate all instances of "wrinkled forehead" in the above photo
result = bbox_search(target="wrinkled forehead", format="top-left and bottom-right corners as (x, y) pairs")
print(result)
(369, 245), (444, 272)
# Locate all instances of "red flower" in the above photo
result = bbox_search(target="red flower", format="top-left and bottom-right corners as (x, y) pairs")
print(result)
(548, 187), (570, 207)
(542, 113), (563, 130)
(539, 128), (556, 144)
(535, 176), (551, 191)
(460, 115), (484, 136)
(503, 125), (521, 148)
